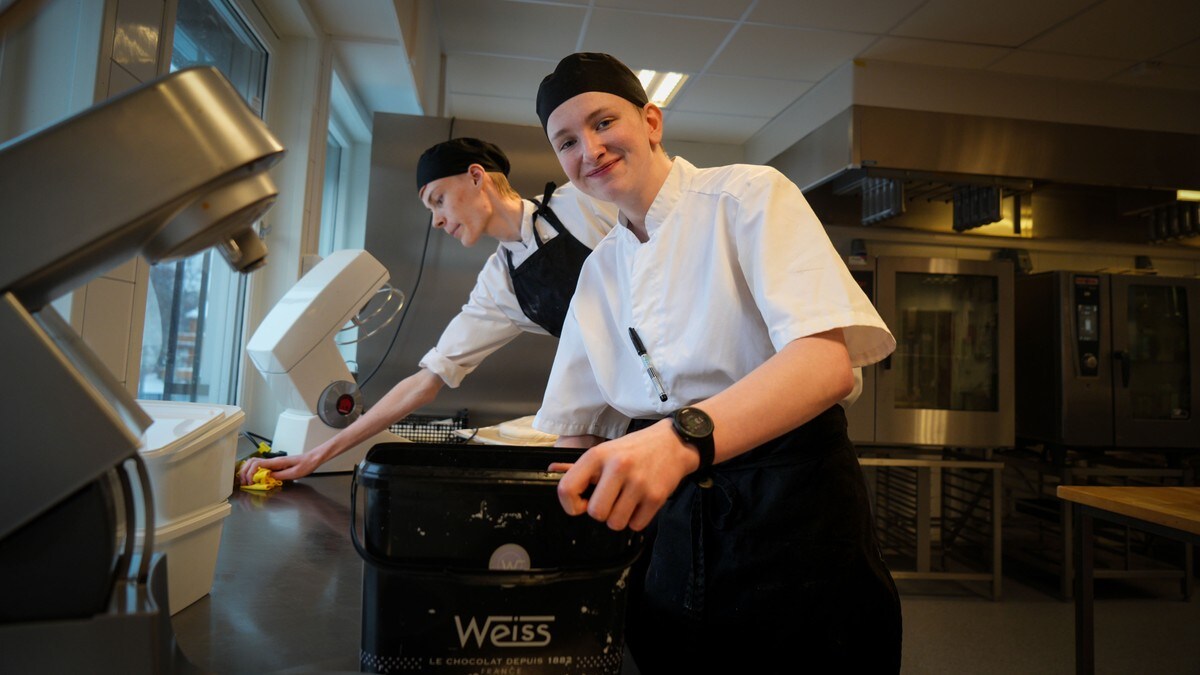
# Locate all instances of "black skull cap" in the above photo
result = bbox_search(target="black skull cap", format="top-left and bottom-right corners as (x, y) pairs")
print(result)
(536, 53), (649, 131)
(416, 137), (510, 192)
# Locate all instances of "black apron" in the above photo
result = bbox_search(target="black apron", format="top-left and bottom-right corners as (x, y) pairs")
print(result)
(505, 182), (593, 338)
(625, 406), (903, 674)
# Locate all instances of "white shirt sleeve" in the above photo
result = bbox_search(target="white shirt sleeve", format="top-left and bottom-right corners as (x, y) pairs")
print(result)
(418, 252), (542, 388)
(419, 186), (618, 390)
(735, 168), (896, 368)
(533, 307), (631, 439)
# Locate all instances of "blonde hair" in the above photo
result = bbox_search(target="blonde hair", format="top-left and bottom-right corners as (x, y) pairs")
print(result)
(487, 171), (521, 200)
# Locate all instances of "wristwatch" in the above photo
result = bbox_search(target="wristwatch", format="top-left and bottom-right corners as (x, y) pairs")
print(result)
(671, 407), (715, 488)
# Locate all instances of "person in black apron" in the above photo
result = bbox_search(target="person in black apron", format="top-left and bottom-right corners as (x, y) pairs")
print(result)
(506, 180), (593, 338)
(626, 409), (901, 673)
(238, 137), (616, 485)
(530, 54), (903, 673)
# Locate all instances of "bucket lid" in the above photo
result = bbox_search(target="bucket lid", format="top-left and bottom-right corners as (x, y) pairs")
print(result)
(136, 400), (243, 459)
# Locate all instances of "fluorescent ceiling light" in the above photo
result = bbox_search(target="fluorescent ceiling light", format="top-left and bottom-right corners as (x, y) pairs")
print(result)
(637, 69), (688, 108)
(1178, 189), (1200, 202)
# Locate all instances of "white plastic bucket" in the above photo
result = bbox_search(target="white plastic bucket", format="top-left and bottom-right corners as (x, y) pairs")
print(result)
(136, 500), (232, 614)
(134, 400), (244, 527)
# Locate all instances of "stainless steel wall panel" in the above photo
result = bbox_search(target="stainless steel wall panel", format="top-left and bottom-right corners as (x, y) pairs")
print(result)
(360, 114), (570, 427)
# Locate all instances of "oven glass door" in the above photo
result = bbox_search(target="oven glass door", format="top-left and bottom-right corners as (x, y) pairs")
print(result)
(1110, 275), (1200, 447)
(875, 257), (1014, 447)
(894, 271), (999, 412)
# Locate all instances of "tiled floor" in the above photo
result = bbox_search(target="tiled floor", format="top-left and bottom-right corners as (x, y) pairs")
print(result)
(171, 473), (1199, 674)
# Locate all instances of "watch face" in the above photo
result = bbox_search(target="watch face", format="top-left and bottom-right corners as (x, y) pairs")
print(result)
(677, 407), (713, 437)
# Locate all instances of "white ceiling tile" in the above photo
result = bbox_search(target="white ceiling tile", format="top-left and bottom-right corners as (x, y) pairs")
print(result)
(436, 0), (586, 60)
(662, 110), (769, 145)
(750, 0), (926, 34)
(336, 42), (423, 114)
(311, 0), (399, 41)
(592, 0), (752, 21)
(1160, 39), (1200, 68)
(580, 9), (733, 73)
(671, 75), (811, 118)
(1025, 0), (1200, 61)
(988, 50), (1134, 81)
(862, 37), (1011, 69)
(447, 92), (541, 128)
(445, 54), (555, 100)
(264, 0), (1200, 142)
(892, 0), (1096, 47)
(709, 25), (877, 81)
(1106, 63), (1200, 90)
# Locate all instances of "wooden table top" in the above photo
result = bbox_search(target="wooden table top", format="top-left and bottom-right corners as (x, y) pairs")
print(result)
(1057, 486), (1200, 537)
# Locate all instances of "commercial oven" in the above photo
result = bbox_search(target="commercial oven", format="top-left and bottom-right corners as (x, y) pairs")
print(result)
(847, 256), (1015, 449)
(844, 255), (876, 444)
(1015, 271), (1200, 450)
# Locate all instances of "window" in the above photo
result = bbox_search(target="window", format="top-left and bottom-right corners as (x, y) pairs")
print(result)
(138, 0), (267, 403)
(319, 130), (345, 257)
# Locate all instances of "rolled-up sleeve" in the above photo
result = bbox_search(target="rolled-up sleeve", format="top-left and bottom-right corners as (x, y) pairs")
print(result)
(419, 255), (541, 388)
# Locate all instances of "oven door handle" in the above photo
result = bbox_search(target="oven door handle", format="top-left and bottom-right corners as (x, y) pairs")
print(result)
(1112, 350), (1131, 388)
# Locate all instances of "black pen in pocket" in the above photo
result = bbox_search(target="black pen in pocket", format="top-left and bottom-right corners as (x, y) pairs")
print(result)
(628, 327), (668, 402)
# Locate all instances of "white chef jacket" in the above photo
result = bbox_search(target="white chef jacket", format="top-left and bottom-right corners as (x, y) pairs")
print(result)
(533, 157), (895, 439)
(418, 182), (618, 388)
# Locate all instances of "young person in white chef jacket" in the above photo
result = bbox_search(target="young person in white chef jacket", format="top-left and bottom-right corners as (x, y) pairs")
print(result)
(531, 53), (903, 673)
(239, 138), (617, 485)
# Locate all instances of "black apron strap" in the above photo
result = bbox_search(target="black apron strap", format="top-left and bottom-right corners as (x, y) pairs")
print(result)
(532, 181), (572, 237)
(506, 182), (559, 270)
(503, 182), (595, 337)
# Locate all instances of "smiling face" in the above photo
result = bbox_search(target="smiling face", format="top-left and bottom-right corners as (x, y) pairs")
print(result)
(545, 91), (669, 219)
(418, 169), (492, 248)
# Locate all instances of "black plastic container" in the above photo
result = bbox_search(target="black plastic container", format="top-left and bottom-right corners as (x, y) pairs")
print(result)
(353, 444), (643, 675)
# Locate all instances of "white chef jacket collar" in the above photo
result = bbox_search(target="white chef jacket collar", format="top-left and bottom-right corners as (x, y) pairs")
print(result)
(496, 199), (538, 253)
(644, 156), (692, 236)
(615, 156), (692, 238)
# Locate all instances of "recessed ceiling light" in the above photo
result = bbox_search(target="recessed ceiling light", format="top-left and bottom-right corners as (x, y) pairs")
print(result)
(637, 69), (688, 108)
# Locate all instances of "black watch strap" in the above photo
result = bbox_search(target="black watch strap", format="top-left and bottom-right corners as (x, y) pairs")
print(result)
(671, 407), (715, 488)
(689, 436), (715, 488)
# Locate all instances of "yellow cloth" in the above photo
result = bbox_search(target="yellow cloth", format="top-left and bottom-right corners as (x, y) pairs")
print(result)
(240, 467), (282, 491)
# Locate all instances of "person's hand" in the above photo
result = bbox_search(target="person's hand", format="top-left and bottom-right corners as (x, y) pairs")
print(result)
(556, 419), (699, 531)
(237, 451), (321, 485)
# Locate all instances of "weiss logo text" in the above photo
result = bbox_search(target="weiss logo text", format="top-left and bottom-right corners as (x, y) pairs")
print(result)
(454, 615), (554, 648)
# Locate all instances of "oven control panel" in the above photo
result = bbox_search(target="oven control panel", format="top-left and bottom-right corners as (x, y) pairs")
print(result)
(1074, 274), (1101, 376)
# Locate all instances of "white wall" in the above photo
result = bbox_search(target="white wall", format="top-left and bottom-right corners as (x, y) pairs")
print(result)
(239, 30), (334, 438)
(0, 0), (101, 139)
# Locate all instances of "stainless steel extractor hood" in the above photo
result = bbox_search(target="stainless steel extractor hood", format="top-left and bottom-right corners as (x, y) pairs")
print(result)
(771, 106), (1200, 194)
(771, 106), (1200, 240)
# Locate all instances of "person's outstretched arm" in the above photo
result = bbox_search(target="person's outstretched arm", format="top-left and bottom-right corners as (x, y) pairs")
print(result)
(237, 368), (444, 484)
